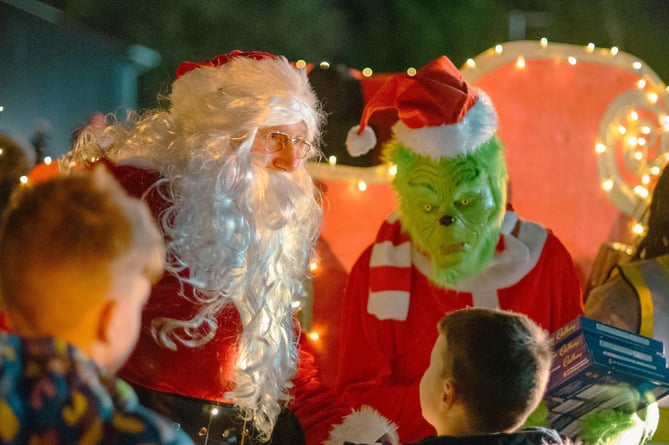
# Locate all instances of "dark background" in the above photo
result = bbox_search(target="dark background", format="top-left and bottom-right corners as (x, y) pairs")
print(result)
(38, 0), (669, 108)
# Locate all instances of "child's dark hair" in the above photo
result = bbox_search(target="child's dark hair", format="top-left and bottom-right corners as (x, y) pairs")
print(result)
(438, 308), (553, 433)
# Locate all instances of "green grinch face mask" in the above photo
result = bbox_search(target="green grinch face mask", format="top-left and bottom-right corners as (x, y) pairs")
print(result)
(386, 136), (508, 287)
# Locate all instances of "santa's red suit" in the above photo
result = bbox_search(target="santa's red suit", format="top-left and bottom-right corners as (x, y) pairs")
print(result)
(335, 210), (584, 443)
(107, 162), (370, 445)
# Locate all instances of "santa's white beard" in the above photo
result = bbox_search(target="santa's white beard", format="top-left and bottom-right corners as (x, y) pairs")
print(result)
(152, 144), (322, 441)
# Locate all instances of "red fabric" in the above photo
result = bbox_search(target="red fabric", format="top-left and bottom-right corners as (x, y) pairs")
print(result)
(0, 312), (11, 332)
(358, 55), (477, 134)
(108, 162), (353, 445)
(335, 223), (584, 444)
(175, 50), (278, 78)
(368, 219), (412, 296)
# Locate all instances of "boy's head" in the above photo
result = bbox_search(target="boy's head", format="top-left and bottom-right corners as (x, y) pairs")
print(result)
(0, 165), (164, 372)
(420, 308), (552, 436)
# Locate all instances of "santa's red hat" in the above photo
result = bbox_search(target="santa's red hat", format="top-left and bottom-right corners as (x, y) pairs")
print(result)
(346, 55), (498, 160)
(169, 50), (321, 140)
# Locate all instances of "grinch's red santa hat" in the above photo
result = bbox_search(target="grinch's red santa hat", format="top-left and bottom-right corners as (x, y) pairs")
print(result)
(346, 55), (498, 160)
(169, 50), (321, 140)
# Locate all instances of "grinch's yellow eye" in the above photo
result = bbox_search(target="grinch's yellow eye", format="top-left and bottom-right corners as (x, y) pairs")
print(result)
(459, 198), (471, 206)
(423, 203), (434, 213)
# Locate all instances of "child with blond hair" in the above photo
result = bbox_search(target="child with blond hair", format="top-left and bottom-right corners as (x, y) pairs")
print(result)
(0, 166), (192, 443)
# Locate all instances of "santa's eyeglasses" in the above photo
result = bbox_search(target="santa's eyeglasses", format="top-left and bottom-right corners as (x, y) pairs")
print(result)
(258, 130), (313, 159)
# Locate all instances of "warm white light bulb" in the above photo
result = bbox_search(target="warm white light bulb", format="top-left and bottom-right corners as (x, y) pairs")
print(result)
(633, 185), (649, 198)
(328, 155), (337, 166)
(515, 56), (526, 69)
(602, 179), (614, 191)
(362, 67), (373, 77)
(465, 58), (476, 68)
(595, 143), (607, 153)
(495, 44), (503, 54)
(540, 38), (548, 48)
(357, 180), (367, 191)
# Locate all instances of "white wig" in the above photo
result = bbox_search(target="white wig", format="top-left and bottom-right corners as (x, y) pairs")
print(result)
(170, 53), (321, 143)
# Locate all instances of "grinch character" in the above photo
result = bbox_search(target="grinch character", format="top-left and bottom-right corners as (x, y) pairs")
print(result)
(336, 55), (584, 443)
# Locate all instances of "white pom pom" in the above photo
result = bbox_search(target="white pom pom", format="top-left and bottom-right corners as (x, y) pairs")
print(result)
(324, 406), (399, 445)
(346, 125), (377, 157)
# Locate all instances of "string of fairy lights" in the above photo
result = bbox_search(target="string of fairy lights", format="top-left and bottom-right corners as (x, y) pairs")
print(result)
(304, 39), (669, 245)
(462, 40), (669, 236)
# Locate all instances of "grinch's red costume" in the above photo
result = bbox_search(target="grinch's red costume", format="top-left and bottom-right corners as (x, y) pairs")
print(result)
(336, 212), (583, 443)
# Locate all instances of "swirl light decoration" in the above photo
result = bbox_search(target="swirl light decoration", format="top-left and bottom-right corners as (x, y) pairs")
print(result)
(461, 40), (669, 228)
(597, 79), (669, 220)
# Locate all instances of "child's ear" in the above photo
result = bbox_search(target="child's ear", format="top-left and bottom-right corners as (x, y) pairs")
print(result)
(441, 378), (456, 410)
(97, 299), (118, 343)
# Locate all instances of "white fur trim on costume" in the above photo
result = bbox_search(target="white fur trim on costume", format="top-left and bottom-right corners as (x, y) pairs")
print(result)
(325, 406), (399, 445)
(393, 90), (498, 159)
(368, 290), (410, 321)
(346, 124), (377, 157)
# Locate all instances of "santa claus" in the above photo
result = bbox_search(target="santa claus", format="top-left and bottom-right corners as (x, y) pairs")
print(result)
(65, 50), (396, 445)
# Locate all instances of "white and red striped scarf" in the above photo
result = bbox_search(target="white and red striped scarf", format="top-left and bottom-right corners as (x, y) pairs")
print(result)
(367, 211), (547, 321)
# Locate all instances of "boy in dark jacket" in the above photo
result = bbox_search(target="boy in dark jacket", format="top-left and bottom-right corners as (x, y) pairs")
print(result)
(411, 308), (566, 445)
